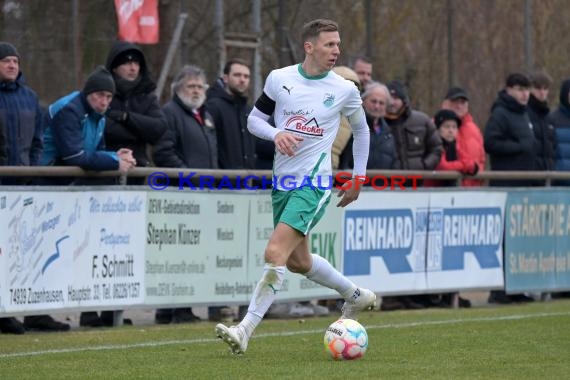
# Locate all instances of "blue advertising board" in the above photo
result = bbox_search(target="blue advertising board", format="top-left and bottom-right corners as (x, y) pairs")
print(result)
(505, 190), (570, 293)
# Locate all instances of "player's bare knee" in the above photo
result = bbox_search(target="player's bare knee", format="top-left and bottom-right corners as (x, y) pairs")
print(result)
(264, 243), (286, 266)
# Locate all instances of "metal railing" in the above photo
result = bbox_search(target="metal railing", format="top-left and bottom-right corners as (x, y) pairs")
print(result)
(2, 166), (570, 187)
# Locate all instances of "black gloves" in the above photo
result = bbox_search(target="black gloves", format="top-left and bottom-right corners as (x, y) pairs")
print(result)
(107, 109), (129, 123)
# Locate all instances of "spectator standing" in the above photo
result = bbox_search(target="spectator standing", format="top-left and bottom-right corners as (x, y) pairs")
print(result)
(484, 73), (536, 187)
(41, 66), (136, 325)
(385, 80), (442, 171)
(0, 42), (70, 333)
(331, 66), (361, 169)
(484, 72), (536, 304)
(206, 58), (256, 321)
(441, 87), (485, 186)
(423, 110), (478, 186)
(206, 58), (255, 170)
(154, 65), (217, 170)
(351, 56), (373, 89)
(153, 65), (216, 323)
(104, 41), (167, 170)
(382, 79), (442, 311)
(528, 71), (555, 172)
(550, 79), (570, 181)
(41, 66), (135, 173)
(340, 81), (398, 170)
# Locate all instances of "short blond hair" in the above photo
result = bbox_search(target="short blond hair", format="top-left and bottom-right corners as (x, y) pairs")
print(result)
(301, 19), (338, 43)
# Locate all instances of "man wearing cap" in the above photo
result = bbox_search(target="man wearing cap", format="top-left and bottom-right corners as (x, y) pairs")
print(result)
(441, 86), (485, 186)
(0, 42), (42, 172)
(0, 41), (45, 334)
(104, 41), (167, 170)
(41, 65), (136, 328)
(40, 66), (136, 173)
(0, 42), (75, 333)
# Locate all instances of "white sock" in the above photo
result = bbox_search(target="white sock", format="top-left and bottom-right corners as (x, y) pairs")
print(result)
(304, 254), (357, 300)
(239, 264), (286, 337)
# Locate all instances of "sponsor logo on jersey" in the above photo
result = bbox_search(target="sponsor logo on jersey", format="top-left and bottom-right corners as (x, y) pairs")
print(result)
(285, 115), (324, 136)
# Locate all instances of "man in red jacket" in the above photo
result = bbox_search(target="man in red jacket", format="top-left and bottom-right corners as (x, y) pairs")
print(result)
(441, 87), (485, 186)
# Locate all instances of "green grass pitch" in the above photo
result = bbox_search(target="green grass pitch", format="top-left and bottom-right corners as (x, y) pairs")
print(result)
(1, 300), (569, 379)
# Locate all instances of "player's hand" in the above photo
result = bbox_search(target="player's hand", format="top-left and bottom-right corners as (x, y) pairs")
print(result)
(274, 132), (304, 157)
(336, 182), (362, 207)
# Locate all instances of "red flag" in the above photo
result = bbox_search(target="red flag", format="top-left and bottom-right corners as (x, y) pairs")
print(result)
(114, 0), (159, 44)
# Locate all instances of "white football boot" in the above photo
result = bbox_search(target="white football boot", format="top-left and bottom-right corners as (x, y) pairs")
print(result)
(215, 323), (249, 354)
(341, 288), (377, 320)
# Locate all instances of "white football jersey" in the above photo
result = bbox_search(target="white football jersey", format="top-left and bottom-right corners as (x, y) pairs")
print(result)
(264, 64), (362, 190)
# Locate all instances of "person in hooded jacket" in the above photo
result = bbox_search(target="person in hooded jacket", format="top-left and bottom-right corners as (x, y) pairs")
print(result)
(549, 78), (570, 184)
(528, 71), (555, 174)
(103, 41), (167, 171)
(484, 73), (537, 187)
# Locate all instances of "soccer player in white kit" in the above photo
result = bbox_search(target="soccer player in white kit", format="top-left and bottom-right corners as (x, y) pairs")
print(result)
(215, 18), (376, 355)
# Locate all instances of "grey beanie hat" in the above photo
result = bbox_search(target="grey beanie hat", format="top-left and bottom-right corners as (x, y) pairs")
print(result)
(83, 66), (116, 95)
(0, 42), (19, 60)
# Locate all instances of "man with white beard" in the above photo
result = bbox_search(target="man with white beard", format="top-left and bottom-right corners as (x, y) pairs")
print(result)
(152, 65), (216, 324)
(154, 65), (218, 170)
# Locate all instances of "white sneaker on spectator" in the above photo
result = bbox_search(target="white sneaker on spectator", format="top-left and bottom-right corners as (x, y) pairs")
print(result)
(215, 324), (248, 354)
(341, 288), (377, 320)
(289, 303), (315, 317)
(311, 303), (330, 316)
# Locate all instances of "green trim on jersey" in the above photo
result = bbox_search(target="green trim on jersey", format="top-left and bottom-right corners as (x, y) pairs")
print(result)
(272, 187), (331, 235)
(310, 152), (327, 180)
(297, 64), (329, 80)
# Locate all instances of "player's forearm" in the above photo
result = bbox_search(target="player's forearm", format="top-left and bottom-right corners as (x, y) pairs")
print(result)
(247, 107), (280, 141)
(348, 108), (370, 176)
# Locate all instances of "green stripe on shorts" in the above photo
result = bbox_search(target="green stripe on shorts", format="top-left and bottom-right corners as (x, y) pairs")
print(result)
(272, 186), (331, 235)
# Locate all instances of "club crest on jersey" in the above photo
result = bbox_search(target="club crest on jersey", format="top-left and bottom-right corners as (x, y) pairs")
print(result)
(323, 93), (335, 107)
(285, 115), (324, 137)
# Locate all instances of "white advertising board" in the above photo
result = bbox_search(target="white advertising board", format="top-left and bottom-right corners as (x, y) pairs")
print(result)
(0, 191), (146, 314)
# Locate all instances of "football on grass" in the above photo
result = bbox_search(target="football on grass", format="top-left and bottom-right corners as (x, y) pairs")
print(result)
(324, 318), (368, 360)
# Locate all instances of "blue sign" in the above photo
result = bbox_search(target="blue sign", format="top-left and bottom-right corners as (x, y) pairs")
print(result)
(344, 209), (414, 275)
(344, 207), (502, 276)
(505, 191), (570, 292)
(437, 207), (502, 270)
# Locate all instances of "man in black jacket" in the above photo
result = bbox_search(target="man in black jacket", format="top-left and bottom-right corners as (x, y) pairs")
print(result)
(80, 42), (167, 328)
(206, 58), (256, 170)
(485, 73), (536, 304)
(154, 65), (217, 170)
(528, 71), (555, 173)
(104, 41), (167, 169)
(385, 80), (442, 171)
(484, 73), (537, 187)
